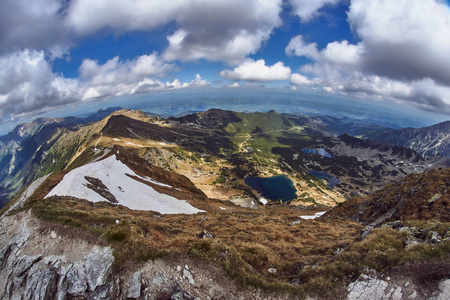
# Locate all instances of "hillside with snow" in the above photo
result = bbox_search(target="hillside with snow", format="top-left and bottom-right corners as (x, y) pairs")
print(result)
(46, 154), (204, 214)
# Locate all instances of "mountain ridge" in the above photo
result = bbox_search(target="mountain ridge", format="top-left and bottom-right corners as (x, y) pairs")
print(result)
(362, 120), (450, 158)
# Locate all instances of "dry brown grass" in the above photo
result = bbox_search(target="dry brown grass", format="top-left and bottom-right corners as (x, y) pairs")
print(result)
(15, 170), (450, 298)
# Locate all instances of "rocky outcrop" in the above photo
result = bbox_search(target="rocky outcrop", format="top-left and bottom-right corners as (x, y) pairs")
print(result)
(347, 272), (450, 300)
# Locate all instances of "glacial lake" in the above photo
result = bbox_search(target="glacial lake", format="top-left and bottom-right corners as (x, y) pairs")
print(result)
(308, 170), (341, 189)
(244, 175), (297, 202)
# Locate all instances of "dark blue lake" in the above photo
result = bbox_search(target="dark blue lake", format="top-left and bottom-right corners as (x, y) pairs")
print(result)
(308, 170), (341, 189)
(244, 175), (297, 202)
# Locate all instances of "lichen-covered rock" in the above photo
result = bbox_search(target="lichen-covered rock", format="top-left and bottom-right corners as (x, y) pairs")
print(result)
(426, 231), (442, 244)
(85, 246), (114, 291)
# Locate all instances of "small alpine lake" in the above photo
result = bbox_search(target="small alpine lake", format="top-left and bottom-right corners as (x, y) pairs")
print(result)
(244, 175), (297, 202)
(308, 170), (341, 189)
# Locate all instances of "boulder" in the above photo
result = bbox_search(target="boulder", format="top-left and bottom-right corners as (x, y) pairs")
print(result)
(85, 246), (114, 291)
(347, 274), (388, 300)
(66, 261), (88, 296)
(127, 271), (141, 299)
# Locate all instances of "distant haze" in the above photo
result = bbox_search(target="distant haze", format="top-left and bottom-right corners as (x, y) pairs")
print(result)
(1, 89), (448, 136)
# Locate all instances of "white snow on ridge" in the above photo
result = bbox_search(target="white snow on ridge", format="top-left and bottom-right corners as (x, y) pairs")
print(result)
(299, 211), (326, 220)
(46, 155), (204, 214)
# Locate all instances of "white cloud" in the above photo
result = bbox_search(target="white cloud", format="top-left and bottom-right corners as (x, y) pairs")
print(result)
(79, 53), (176, 86)
(189, 74), (210, 87)
(288, 0), (340, 22)
(0, 50), (81, 120)
(347, 0), (450, 85)
(290, 73), (314, 86)
(286, 0), (450, 113)
(66, 0), (283, 64)
(220, 59), (291, 82)
(78, 56), (209, 99)
(0, 50), (210, 121)
(226, 83), (240, 88)
(285, 35), (320, 59)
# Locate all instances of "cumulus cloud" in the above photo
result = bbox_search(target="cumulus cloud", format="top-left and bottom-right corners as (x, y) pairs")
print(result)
(220, 59), (291, 82)
(66, 0), (283, 64)
(290, 73), (314, 86)
(78, 56), (210, 99)
(226, 83), (240, 88)
(0, 50), (80, 120)
(286, 0), (450, 113)
(285, 35), (320, 59)
(347, 0), (450, 85)
(288, 0), (340, 22)
(0, 49), (209, 121)
(79, 54), (176, 86)
(189, 74), (210, 87)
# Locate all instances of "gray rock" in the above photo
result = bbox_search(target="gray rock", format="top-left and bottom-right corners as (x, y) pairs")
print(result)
(426, 231), (442, 244)
(15, 255), (42, 277)
(391, 286), (403, 300)
(66, 261), (88, 296)
(88, 283), (112, 300)
(437, 279), (450, 300)
(56, 263), (73, 300)
(153, 272), (169, 287)
(182, 267), (195, 285)
(85, 246), (114, 291)
(0, 243), (12, 268)
(443, 229), (450, 241)
(127, 271), (142, 299)
(347, 274), (388, 300)
(24, 268), (58, 300)
(198, 230), (214, 239)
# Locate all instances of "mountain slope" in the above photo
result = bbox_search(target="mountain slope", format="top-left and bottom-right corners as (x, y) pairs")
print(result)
(47, 154), (204, 214)
(362, 120), (450, 158)
(326, 168), (450, 224)
(1, 108), (445, 210)
(0, 108), (124, 207)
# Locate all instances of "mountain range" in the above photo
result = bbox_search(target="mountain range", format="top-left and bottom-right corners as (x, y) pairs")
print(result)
(0, 108), (449, 299)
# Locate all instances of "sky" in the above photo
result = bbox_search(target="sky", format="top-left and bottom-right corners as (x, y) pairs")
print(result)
(1, 0), (450, 130)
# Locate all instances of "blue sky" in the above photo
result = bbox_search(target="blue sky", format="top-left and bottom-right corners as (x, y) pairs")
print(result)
(0, 0), (449, 130)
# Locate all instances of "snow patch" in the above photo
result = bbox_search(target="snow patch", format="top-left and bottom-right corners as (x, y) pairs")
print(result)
(46, 155), (204, 214)
(299, 211), (326, 220)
